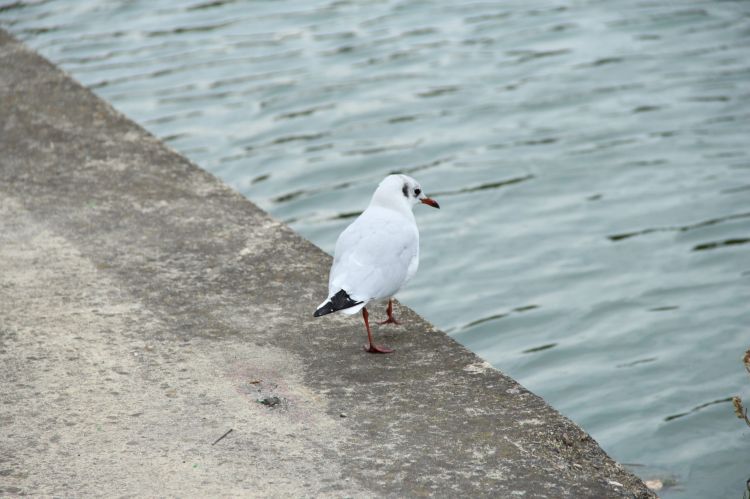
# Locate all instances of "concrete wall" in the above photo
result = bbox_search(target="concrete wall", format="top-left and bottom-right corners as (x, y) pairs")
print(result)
(0, 29), (653, 497)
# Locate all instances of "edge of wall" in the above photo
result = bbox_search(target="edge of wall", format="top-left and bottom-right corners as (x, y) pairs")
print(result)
(0, 29), (653, 498)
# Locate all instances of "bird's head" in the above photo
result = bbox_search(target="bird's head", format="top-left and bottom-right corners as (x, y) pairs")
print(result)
(372, 174), (440, 211)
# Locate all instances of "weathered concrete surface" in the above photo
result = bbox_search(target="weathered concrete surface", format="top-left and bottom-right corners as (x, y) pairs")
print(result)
(0, 29), (654, 498)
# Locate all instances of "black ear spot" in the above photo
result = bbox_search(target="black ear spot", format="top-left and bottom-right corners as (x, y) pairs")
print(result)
(402, 183), (409, 198)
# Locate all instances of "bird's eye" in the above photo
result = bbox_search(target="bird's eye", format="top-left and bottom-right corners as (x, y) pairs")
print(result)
(414, 188), (421, 196)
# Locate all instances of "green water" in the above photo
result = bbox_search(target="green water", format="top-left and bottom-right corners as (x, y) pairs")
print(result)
(3, 1), (749, 495)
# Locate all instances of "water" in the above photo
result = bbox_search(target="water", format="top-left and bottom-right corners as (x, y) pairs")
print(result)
(3, 1), (749, 495)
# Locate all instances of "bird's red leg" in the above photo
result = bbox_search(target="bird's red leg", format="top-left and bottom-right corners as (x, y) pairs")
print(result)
(379, 299), (401, 325)
(363, 307), (394, 354)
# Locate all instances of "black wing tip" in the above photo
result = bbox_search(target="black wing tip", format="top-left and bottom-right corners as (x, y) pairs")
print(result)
(313, 306), (331, 317)
(313, 289), (363, 317)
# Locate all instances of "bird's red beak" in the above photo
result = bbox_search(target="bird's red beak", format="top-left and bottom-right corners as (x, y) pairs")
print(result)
(420, 197), (440, 209)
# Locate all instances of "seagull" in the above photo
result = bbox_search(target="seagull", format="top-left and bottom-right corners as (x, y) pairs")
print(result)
(313, 174), (440, 353)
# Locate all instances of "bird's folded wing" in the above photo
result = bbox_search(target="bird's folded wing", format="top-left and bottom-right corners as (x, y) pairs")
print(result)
(329, 208), (418, 302)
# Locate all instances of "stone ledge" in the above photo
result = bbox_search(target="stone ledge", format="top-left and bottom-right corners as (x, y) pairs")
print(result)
(0, 29), (653, 498)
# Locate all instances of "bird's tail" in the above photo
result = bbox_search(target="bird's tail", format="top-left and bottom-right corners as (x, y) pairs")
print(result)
(314, 289), (364, 317)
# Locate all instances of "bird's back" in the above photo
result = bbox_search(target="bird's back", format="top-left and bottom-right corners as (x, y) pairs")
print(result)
(329, 205), (419, 304)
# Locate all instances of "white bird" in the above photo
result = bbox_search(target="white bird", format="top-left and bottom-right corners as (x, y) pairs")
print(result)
(314, 174), (440, 353)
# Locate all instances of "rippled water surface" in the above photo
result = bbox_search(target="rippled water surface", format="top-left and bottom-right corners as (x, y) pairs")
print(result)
(3, 1), (749, 495)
